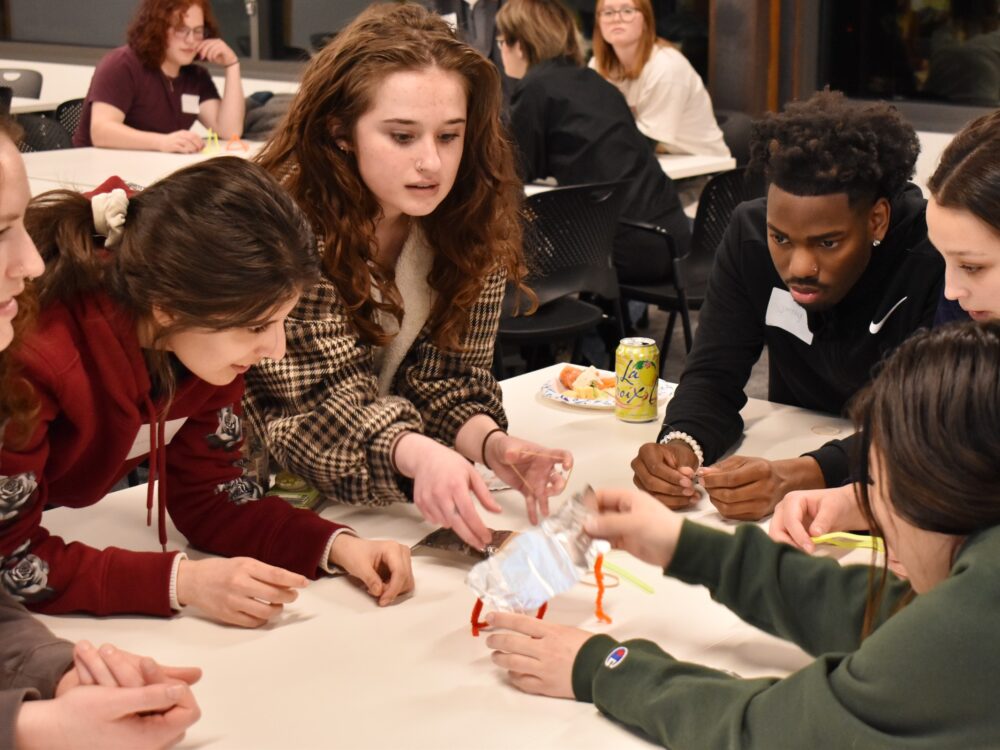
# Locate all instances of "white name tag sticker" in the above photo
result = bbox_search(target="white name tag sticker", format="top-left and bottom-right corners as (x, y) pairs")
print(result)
(126, 418), (189, 461)
(440, 12), (458, 31)
(765, 287), (814, 345)
(181, 93), (200, 114)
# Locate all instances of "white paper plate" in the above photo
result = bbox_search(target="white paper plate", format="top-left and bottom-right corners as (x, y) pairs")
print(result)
(539, 369), (675, 411)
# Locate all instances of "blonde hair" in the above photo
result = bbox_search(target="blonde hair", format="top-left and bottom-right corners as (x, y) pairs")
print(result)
(591, 0), (661, 81)
(495, 0), (584, 68)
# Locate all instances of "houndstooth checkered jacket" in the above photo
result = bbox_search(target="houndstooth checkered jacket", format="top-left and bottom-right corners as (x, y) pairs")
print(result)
(242, 241), (508, 507)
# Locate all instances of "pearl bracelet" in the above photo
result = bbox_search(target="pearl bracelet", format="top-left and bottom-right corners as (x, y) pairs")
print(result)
(659, 430), (704, 469)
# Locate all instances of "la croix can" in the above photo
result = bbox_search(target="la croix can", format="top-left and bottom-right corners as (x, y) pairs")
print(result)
(615, 337), (660, 422)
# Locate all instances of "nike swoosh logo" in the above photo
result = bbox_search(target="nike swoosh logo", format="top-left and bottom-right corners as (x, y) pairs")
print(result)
(869, 296), (908, 334)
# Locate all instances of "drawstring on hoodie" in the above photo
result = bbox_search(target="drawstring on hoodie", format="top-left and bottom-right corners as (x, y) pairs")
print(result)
(142, 395), (170, 552)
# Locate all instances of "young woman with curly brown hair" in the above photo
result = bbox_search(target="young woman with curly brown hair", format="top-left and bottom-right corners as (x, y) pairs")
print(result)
(73, 0), (244, 152)
(246, 3), (572, 552)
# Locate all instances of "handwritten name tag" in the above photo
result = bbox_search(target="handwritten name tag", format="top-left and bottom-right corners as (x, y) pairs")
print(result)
(126, 418), (189, 461)
(765, 287), (814, 345)
(181, 94), (200, 115)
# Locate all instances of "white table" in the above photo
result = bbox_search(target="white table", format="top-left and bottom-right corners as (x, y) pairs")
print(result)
(10, 96), (60, 115)
(36, 364), (853, 749)
(657, 152), (736, 180)
(524, 152), (737, 196)
(24, 143), (264, 196)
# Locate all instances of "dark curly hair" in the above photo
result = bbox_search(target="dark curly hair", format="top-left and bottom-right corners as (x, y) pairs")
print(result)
(749, 89), (920, 208)
(127, 0), (221, 70)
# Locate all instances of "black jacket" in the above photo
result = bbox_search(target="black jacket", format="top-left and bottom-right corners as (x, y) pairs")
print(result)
(507, 58), (684, 230)
(658, 184), (943, 485)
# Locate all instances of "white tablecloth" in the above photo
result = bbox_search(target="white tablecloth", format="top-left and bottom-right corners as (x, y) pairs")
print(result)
(36, 363), (855, 749)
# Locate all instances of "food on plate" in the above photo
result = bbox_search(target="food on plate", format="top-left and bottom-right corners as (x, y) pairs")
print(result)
(558, 365), (616, 400)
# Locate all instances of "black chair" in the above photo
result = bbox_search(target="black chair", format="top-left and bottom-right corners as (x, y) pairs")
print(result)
(495, 182), (628, 377)
(0, 69), (42, 99)
(617, 167), (766, 372)
(15, 114), (72, 153)
(56, 98), (84, 141)
(0, 87), (12, 117)
(714, 109), (754, 167)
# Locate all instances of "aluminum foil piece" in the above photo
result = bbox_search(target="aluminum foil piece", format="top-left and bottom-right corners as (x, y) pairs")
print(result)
(465, 486), (608, 613)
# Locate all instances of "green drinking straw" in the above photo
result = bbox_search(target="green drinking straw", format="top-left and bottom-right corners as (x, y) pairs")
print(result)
(602, 560), (655, 594)
(810, 531), (885, 553)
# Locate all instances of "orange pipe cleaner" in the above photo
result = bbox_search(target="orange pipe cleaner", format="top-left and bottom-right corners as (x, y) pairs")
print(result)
(594, 554), (612, 624)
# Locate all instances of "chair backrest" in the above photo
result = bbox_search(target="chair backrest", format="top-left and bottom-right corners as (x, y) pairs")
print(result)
(56, 98), (84, 140)
(0, 69), (42, 99)
(0, 87), (11, 118)
(15, 114), (72, 153)
(714, 108), (754, 167)
(520, 182), (627, 308)
(690, 167), (766, 260)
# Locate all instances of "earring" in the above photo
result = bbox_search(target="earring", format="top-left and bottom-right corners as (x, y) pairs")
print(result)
(872, 238), (882, 247)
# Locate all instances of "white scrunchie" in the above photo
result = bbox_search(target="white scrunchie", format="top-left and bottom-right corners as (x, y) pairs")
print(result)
(91, 188), (129, 248)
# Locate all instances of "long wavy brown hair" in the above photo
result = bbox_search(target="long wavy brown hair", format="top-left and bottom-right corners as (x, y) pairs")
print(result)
(256, 3), (527, 351)
(0, 118), (39, 449)
(127, 0), (221, 69)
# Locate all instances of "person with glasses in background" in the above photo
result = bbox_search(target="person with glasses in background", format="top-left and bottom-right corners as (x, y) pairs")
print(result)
(495, 0), (691, 285)
(74, 0), (244, 153)
(589, 0), (728, 158)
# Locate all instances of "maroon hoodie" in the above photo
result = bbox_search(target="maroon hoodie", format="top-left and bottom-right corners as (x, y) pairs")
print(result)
(0, 279), (349, 617)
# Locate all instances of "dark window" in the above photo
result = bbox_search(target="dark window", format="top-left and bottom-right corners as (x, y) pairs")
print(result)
(820, 0), (1000, 107)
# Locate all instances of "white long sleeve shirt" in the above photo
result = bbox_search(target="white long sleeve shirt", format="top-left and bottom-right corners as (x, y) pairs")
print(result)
(591, 44), (730, 157)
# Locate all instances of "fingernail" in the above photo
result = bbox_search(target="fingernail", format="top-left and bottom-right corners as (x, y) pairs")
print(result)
(77, 641), (92, 652)
(167, 684), (185, 700)
(485, 612), (494, 625)
(583, 517), (596, 534)
(100, 644), (115, 656)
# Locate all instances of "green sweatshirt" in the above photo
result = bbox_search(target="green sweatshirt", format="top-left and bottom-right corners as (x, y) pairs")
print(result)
(572, 520), (1000, 749)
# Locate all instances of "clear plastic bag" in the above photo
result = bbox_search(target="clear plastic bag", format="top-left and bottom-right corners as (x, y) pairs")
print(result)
(465, 486), (608, 612)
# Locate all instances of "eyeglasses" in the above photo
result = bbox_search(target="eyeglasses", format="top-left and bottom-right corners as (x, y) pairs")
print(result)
(598, 7), (639, 21)
(171, 25), (206, 41)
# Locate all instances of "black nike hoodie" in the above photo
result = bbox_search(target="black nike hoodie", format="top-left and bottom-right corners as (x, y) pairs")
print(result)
(658, 183), (943, 485)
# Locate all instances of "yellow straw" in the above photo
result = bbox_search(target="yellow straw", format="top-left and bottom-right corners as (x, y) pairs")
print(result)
(810, 531), (885, 553)
(602, 560), (655, 594)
